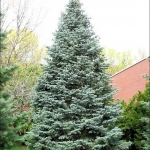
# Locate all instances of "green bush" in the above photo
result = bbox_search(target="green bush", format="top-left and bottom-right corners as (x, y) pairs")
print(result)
(116, 83), (150, 150)
(14, 111), (33, 145)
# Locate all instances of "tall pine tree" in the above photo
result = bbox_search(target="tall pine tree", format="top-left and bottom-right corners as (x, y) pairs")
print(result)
(28, 0), (131, 149)
(0, 13), (17, 149)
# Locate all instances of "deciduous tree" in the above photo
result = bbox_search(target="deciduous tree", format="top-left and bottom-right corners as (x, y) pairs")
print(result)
(102, 48), (134, 75)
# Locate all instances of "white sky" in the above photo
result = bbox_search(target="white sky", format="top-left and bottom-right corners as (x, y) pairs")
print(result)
(34, 0), (149, 56)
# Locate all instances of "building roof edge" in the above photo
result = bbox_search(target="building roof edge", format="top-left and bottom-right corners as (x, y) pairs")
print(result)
(111, 56), (150, 77)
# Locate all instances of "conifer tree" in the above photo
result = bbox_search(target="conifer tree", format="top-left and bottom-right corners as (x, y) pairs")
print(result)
(140, 101), (150, 150)
(116, 83), (150, 150)
(141, 63), (150, 150)
(0, 13), (17, 149)
(28, 0), (131, 149)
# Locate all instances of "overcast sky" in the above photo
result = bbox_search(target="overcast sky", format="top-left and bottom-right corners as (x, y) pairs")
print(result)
(35, 0), (149, 56)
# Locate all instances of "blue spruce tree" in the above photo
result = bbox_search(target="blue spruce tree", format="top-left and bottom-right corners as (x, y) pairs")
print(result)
(28, 0), (131, 149)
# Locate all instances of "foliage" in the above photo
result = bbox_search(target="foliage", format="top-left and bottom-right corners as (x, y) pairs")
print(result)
(102, 48), (134, 75)
(116, 83), (150, 150)
(4, 146), (28, 150)
(140, 101), (150, 150)
(1, 29), (44, 141)
(140, 59), (150, 150)
(1, 29), (43, 66)
(14, 111), (33, 145)
(27, 0), (131, 149)
(1, 1), (46, 145)
(0, 13), (17, 149)
(6, 63), (42, 112)
(2, 29), (45, 108)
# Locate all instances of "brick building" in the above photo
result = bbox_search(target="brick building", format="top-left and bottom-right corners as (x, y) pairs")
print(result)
(111, 58), (149, 103)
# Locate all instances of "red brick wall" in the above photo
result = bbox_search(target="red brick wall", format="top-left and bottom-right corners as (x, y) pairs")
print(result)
(111, 58), (149, 103)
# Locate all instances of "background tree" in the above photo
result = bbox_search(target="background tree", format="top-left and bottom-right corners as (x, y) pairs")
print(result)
(0, 0), (46, 111)
(136, 49), (148, 61)
(0, 0), (46, 143)
(1, 0), (45, 31)
(1, 29), (43, 65)
(102, 48), (135, 75)
(102, 48), (149, 75)
(116, 83), (150, 150)
(27, 0), (131, 149)
(0, 13), (17, 149)
(1, 29), (45, 111)
(1, 30), (45, 144)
